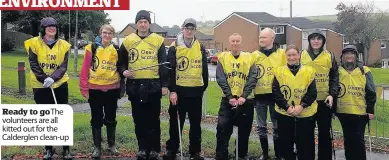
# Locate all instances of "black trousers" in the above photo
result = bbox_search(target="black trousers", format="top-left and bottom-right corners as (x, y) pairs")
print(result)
(166, 95), (203, 154)
(337, 113), (368, 160)
(33, 83), (69, 151)
(315, 100), (333, 160)
(215, 98), (254, 159)
(130, 93), (162, 152)
(277, 113), (315, 160)
(88, 89), (119, 128)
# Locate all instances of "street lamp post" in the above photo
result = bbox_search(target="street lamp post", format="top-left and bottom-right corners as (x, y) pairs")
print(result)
(148, 11), (155, 32)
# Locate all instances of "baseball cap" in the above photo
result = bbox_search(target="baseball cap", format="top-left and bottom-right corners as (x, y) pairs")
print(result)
(182, 18), (197, 28)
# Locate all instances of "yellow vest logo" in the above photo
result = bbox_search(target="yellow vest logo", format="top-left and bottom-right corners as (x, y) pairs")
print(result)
(280, 85), (292, 100)
(338, 82), (346, 98)
(128, 48), (139, 63)
(256, 64), (265, 79)
(91, 56), (99, 71)
(177, 56), (190, 71)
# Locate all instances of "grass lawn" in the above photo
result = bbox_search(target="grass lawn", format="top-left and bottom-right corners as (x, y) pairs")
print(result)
(2, 49), (389, 144)
(1, 49), (87, 104)
(1, 113), (264, 159)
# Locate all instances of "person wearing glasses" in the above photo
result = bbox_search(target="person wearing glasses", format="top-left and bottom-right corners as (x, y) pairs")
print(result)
(163, 18), (209, 160)
(336, 45), (376, 160)
(79, 24), (123, 158)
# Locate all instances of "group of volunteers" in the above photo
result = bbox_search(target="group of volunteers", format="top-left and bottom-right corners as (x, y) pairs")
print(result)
(24, 9), (377, 160)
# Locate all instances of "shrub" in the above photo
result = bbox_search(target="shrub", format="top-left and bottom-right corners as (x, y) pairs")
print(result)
(1, 36), (16, 52)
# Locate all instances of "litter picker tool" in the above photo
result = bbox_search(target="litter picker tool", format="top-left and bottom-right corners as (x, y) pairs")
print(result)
(177, 110), (183, 160)
(50, 87), (57, 104)
(234, 104), (239, 160)
(130, 62), (171, 71)
(326, 101), (336, 160)
(292, 101), (297, 157)
(367, 114), (372, 160)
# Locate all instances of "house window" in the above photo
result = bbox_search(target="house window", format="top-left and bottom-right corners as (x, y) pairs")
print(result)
(359, 53), (363, 62)
(303, 32), (309, 40)
(344, 39), (350, 44)
(280, 44), (287, 49)
(273, 26), (284, 34)
(381, 41), (386, 49)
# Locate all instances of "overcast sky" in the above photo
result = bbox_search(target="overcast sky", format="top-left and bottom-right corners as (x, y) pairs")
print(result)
(105, 0), (389, 32)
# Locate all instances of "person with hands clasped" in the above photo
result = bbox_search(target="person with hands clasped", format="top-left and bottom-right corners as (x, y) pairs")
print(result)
(24, 17), (72, 160)
(79, 24), (123, 159)
(117, 10), (168, 160)
(335, 45), (376, 160)
(215, 33), (258, 160)
(272, 45), (318, 160)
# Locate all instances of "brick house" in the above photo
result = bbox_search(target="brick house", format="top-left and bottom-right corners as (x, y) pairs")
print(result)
(214, 12), (345, 62)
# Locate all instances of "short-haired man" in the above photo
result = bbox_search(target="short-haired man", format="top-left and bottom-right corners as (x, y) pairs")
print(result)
(215, 33), (258, 160)
(252, 28), (286, 159)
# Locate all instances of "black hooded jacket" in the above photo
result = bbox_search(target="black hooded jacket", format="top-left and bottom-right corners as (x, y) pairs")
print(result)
(306, 30), (339, 99)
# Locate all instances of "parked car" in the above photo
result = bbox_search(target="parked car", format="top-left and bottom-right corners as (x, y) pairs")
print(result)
(206, 49), (218, 63)
(211, 55), (218, 65)
(77, 40), (89, 49)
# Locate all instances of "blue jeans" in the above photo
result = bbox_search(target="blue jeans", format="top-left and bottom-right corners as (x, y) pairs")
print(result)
(255, 99), (278, 139)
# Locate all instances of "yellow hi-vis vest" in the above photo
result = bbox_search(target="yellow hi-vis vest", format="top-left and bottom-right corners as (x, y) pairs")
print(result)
(85, 44), (120, 85)
(274, 65), (318, 118)
(218, 52), (255, 98)
(174, 40), (204, 87)
(300, 50), (332, 100)
(122, 33), (164, 79)
(24, 36), (71, 89)
(336, 66), (370, 115)
(252, 49), (286, 94)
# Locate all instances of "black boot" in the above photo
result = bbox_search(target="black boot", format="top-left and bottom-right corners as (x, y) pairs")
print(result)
(62, 146), (72, 160)
(190, 152), (204, 160)
(163, 150), (176, 160)
(149, 151), (160, 160)
(136, 150), (147, 160)
(107, 125), (119, 155)
(274, 137), (282, 159)
(43, 146), (54, 160)
(92, 127), (102, 159)
(259, 138), (269, 160)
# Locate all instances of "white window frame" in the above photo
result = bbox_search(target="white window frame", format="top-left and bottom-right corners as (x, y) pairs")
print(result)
(280, 44), (287, 49)
(273, 26), (285, 34)
(343, 39), (350, 44)
(303, 32), (309, 40)
(381, 41), (386, 49)
(359, 53), (363, 62)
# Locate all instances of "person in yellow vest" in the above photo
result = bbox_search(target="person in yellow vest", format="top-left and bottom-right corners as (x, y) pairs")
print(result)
(117, 10), (168, 160)
(300, 29), (339, 160)
(215, 33), (258, 160)
(273, 45), (318, 160)
(163, 18), (208, 160)
(252, 27), (286, 160)
(336, 45), (376, 160)
(79, 24), (123, 158)
(24, 17), (72, 160)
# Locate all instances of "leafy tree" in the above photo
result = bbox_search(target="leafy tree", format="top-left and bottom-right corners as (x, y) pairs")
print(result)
(334, 2), (389, 64)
